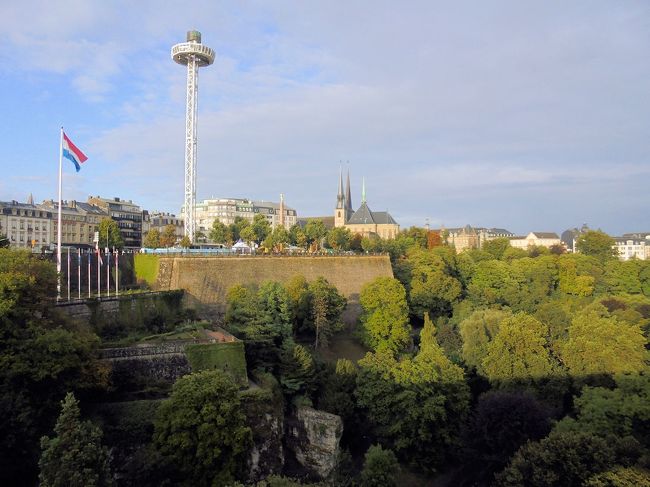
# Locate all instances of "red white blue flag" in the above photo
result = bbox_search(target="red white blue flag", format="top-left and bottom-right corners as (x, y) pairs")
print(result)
(62, 131), (88, 172)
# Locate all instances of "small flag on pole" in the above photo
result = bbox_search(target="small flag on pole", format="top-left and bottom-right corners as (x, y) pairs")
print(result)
(62, 131), (88, 172)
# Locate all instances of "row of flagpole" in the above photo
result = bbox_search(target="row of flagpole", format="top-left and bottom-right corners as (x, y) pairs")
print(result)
(60, 248), (120, 300)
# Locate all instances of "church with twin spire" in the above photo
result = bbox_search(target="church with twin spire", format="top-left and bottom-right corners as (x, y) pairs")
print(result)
(334, 169), (400, 240)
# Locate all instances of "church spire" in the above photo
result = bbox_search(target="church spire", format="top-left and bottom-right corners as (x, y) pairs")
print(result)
(336, 164), (345, 209)
(345, 166), (352, 212)
(361, 177), (366, 204)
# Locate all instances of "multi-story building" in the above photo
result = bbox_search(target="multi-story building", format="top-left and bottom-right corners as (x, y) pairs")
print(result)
(87, 196), (145, 249)
(0, 199), (53, 251)
(561, 224), (590, 252)
(333, 171), (400, 239)
(191, 196), (298, 237)
(614, 234), (650, 261)
(39, 200), (107, 248)
(149, 212), (184, 240)
(509, 232), (561, 250)
(439, 225), (514, 252)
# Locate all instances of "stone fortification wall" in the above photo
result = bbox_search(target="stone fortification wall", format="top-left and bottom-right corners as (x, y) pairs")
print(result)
(155, 255), (393, 318)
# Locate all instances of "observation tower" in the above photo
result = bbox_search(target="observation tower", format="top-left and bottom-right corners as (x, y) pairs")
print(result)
(171, 30), (215, 242)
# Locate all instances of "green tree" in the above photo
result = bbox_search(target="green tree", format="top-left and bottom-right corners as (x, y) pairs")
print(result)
(240, 225), (256, 245)
(482, 313), (558, 384)
(459, 308), (513, 374)
(288, 224), (307, 248)
(98, 218), (123, 249)
(179, 235), (191, 248)
(308, 277), (346, 349)
(229, 216), (250, 242)
(561, 305), (647, 377)
(251, 214), (272, 244)
(209, 220), (232, 245)
(576, 230), (617, 261)
(360, 445), (399, 487)
(304, 219), (327, 249)
(496, 431), (622, 487)
(39, 392), (112, 487)
(585, 467), (650, 486)
(462, 391), (552, 485)
(159, 224), (177, 248)
(327, 226), (352, 250)
(359, 277), (411, 353)
(0, 249), (103, 485)
(355, 317), (469, 470)
(153, 370), (252, 486)
(406, 248), (463, 319)
(279, 342), (316, 401)
(555, 373), (650, 443)
(482, 238), (511, 260)
(142, 229), (160, 248)
(285, 275), (311, 333)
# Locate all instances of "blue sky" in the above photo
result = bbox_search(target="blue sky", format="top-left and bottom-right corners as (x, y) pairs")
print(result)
(1, 1), (649, 235)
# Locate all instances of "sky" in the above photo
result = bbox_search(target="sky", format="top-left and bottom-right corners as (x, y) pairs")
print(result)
(1, 1), (649, 236)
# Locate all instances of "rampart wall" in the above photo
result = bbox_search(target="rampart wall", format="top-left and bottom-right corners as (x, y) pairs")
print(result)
(154, 255), (393, 320)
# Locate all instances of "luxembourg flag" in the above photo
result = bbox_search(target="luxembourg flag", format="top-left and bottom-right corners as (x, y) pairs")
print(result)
(62, 131), (88, 172)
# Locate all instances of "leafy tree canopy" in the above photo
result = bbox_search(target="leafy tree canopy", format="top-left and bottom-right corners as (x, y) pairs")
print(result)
(153, 370), (252, 486)
(576, 230), (617, 261)
(39, 392), (112, 487)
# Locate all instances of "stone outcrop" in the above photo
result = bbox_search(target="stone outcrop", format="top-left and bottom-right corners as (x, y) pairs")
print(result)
(285, 406), (343, 479)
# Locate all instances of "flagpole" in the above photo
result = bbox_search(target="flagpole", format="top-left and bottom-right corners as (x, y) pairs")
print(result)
(57, 127), (63, 300)
(67, 249), (70, 301)
(97, 245), (101, 297)
(106, 249), (110, 298)
(115, 248), (119, 297)
(88, 251), (91, 298)
(78, 248), (81, 300)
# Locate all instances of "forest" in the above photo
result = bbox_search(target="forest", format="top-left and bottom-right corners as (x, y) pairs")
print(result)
(1, 228), (649, 486)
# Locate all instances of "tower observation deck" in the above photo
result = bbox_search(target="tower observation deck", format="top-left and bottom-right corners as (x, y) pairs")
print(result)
(171, 30), (215, 243)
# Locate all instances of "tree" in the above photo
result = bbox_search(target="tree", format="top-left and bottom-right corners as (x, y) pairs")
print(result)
(496, 431), (622, 487)
(0, 249), (103, 485)
(264, 225), (290, 251)
(482, 238), (511, 260)
(462, 391), (551, 484)
(360, 445), (399, 487)
(153, 370), (252, 486)
(159, 224), (177, 248)
(289, 224), (307, 248)
(178, 236), (191, 248)
(327, 227), (351, 250)
(142, 229), (160, 249)
(0, 235), (10, 248)
(98, 218), (123, 249)
(304, 219), (327, 249)
(409, 257), (462, 319)
(585, 467), (650, 486)
(459, 308), (513, 374)
(482, 313), (558, 384)
(279, 343), (316, 401)
(308, 277), (346, 349)
(555, 373), (650, 443)
(561, 305), (647, 377)
(240, 226), (256, 245)
(39, 392), (113, 487)
(209, 220), (231, 245)
(285, 275), (311, 333)
(229, 216), (250, 242)
(359, 277), (411, 353)
(251, 214), (272, 244)
(355, 318), (469, 470)
(576, 230), (617, 261)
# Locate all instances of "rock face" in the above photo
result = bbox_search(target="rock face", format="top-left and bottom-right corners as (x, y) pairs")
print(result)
(285, 406), (343, 479)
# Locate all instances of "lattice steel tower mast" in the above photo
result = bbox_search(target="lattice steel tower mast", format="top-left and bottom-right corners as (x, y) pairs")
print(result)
(172, 30), (215, 242)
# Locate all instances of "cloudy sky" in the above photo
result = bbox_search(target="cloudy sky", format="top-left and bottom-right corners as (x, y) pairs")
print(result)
(1, 1), (648, 235)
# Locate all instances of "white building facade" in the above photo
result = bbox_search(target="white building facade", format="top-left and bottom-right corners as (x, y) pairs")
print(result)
(190, 197), (298, 236)
(0, 201), (53, 251)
